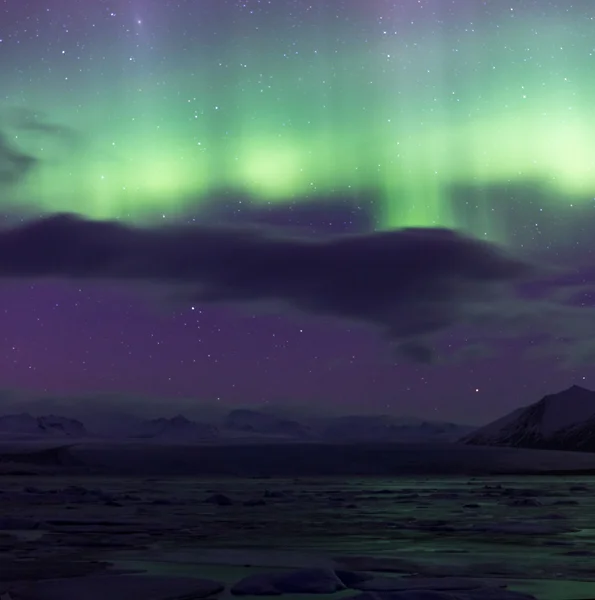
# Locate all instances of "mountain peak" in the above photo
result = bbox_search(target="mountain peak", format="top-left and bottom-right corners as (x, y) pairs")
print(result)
(170, 414), (191, 424)
(566, 384), (593, 393)
(544, 384), (595, 408)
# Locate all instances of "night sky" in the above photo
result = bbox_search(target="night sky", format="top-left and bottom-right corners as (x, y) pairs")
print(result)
(1, 0), (594, 424)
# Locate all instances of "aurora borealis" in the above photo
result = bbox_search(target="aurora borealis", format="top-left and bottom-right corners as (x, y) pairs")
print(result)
(2, 0), (594, 242)
(1, 0), (595, 423)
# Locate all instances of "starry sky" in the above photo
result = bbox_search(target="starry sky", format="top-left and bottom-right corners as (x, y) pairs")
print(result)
(0, 0), (594, 424)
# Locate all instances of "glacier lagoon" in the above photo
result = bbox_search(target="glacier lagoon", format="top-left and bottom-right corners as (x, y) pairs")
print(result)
(2, 474), (595, 600)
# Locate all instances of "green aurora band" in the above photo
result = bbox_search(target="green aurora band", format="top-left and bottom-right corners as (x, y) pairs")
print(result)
(2, 1), (594, 244)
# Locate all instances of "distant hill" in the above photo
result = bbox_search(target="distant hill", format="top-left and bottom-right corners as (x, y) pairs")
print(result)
(0, 407), (474, 445)
(131, 414), (218, 443)
(224, 409), (313, 439)
(462, 385), (595, 452)
(0, 413), (87, 439)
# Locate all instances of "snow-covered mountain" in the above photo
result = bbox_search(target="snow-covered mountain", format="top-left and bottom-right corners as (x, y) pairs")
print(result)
(0, 408), (473, 445)
(462, 385), (595, 452)
(314, 414), (474, 442)
(0, 413), (87, 438)
(131, 415), (218, 443)
(224, 409), (313, 439)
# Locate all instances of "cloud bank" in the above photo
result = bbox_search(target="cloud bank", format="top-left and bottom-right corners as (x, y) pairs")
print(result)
(0, 213), (593, 363)
(0, 213), (573, 360)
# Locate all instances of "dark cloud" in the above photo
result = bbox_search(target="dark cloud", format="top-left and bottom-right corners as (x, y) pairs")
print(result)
(3, 108), (80, 145)
(0, 213), (594, 363)
(0, 214), (538, 357)
(5, 108), (72, 138)
(0, 108), (80, 186)
(393, 340), (437, 364)
(0, 133), (37, 184)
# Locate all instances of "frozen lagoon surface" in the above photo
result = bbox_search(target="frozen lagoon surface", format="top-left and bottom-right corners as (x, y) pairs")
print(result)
(2, 443), (595, 599)
(2, 475), (595, 600)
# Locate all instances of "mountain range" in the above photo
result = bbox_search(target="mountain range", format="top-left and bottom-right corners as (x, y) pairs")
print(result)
(6, 385), (595, 451)
(0, 407), (473, 444)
